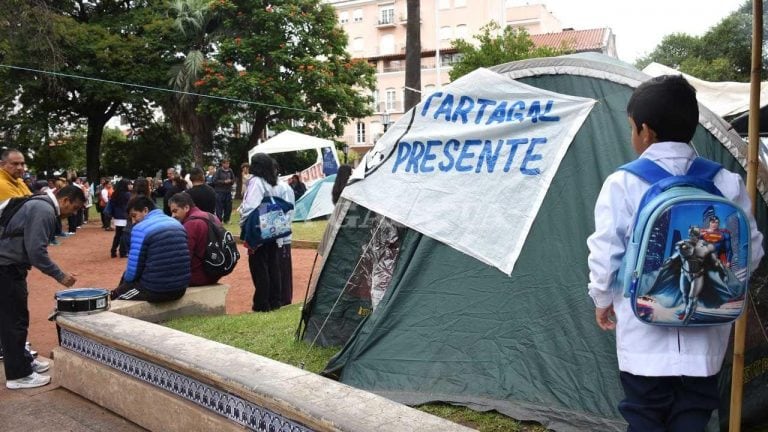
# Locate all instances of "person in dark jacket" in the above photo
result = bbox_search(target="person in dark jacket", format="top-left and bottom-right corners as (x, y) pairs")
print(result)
(108, 179), (131, 258)
(289, 174), (306, 201)
(110, 196), (190, 302)
(185, 167), (216, 214)
(0, 185), (83, 389)
(213, 159), (235, 223)
(169, 192), (223, 287)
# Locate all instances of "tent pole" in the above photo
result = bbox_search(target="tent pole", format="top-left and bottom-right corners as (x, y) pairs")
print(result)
(729, 1), (762, 430)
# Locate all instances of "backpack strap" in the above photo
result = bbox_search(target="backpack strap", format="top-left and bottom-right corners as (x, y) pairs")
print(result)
(0, 195), (55, 239)
(686, 157), (722, 180)
(618, 158), (671, 184)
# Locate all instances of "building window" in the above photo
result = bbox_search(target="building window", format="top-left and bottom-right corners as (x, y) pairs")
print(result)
(356, 122), (366, 144)
(352, 37), (364, 52)
(439, 26), (452, 40)
(339, 11), (349, 24)
(441, 52), (464, 66)
(383, 59), (403, 72)
(385, 88), (397, 111)
(438, 0), (450, 9)
(380, 34), (395, 55)
(455, 24), (468, 40)
(378, 4), (394, 25)
(353, 9), (363, 22)
(372, 89), (379, 112)
(454, 0), (466, 6)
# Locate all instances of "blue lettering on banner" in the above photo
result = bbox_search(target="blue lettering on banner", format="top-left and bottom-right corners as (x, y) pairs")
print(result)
(438, 139), (460, 171)
(419, 92), (562, 125)
(451, 96), (475, 124)
(392, 137), (547, 176)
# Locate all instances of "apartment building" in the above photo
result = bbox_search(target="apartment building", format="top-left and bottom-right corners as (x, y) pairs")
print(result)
(326, 0), (570, 156)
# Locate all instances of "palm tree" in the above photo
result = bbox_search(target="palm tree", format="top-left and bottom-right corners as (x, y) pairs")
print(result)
(167, 0), (219, 166)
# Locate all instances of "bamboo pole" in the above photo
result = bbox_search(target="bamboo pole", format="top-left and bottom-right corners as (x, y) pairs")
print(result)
(729, 1), (762, 430)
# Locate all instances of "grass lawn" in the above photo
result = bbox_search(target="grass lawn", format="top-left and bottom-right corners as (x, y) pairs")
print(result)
(223, 199), (328, 243)
(165, 305), (548, 432)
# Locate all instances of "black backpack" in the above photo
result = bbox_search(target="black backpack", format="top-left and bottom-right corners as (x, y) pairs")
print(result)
(189, 214), (240, 277)
(0, 195), (54, 239)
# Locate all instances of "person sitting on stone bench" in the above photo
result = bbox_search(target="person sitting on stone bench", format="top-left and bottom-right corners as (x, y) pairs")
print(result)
(168, 192), (223, 287)
(110, 196), (190, 302)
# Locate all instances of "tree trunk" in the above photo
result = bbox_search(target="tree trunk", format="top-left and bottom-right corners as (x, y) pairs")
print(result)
(85, 103), (119, 183)
(85, 116), (107, 183)
(404, 0), (421, 111)
(247, 115), (268, 147)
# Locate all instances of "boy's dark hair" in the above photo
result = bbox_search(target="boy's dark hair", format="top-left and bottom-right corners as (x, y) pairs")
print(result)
(127, 196), (156, 212)
(627, 74), (699, 143)
(189, 167), (205, 182)
(55, 185), (86, 203)
(169, 192), (195, 208)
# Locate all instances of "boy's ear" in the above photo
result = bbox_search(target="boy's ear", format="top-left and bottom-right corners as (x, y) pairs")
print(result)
(641, 123), (658, 144)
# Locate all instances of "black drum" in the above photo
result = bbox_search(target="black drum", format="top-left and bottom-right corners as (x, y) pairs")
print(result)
(54, 288), (110, 316)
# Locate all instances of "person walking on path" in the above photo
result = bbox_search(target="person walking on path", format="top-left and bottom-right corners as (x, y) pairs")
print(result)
(99, 178), (114, 231)
(0, 185), (84, 389)
(108, 179), (131, 258)
(214, 159), (235, 224)
(587, 75), (765, 430)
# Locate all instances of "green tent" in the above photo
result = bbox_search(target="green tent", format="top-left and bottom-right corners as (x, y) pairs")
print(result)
(299, 54), (768, 431)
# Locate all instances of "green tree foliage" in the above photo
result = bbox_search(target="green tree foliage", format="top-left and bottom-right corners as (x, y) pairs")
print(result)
(196, 0), (376, 147)
(448, 22), (564, 81)
(635, 0), (766, 82)
(0, 1), (175, 181)
(165, 0), (222, 166)
(101, 124), (191, 178)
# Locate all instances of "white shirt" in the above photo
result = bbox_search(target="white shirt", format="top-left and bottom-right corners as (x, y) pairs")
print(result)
(587, 141), (764, 376)
(240, 177), (280, 223)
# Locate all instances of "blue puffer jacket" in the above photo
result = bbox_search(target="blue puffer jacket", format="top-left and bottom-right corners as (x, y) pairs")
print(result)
(124, 209), (190, 293)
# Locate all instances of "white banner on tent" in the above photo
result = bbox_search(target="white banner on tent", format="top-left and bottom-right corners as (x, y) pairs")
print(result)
(343, 68), (596, 275)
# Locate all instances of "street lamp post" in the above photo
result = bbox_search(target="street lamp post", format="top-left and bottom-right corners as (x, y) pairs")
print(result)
(343, 143), (349, 164)
(381, 112), (391, 132)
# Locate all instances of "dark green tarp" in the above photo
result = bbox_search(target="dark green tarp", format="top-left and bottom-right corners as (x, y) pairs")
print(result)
(300, 54), (768, 432)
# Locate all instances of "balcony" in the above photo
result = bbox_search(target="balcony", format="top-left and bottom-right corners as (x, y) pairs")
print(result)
(376, 101), (402, 114)
(377, 10), (396, 27)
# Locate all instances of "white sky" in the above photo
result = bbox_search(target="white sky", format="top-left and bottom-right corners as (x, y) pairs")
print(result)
(537, 0), (747, 63)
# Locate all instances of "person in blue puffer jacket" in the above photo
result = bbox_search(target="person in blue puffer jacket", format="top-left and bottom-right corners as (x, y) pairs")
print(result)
(110, 196), (190, 302)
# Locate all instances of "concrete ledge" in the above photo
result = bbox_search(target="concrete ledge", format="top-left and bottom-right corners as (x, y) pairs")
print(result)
(56, 312), (474, 432)
(110, 284), (229, 323)
(53, 348), (242, 432)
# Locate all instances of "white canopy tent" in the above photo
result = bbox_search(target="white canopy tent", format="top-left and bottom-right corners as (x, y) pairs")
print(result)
(247, 130), (341, 168)
(642, 62), (768, 118)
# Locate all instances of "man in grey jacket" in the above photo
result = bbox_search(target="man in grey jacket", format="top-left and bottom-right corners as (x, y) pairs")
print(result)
(0, 185), (84, 389)
(213, 159), (235, 224)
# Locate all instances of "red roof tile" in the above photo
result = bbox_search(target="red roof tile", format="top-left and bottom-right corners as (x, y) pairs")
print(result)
(530, 28), (609, 52)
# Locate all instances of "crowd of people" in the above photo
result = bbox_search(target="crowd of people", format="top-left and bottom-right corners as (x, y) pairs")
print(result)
(0, 151), (325, 390)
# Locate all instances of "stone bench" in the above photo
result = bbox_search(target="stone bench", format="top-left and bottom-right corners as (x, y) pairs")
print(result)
(54, 312), (475, 432)
(109, 284), (229, 323)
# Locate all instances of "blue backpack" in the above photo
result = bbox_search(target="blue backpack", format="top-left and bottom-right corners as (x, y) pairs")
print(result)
(618, 157), (752, 327)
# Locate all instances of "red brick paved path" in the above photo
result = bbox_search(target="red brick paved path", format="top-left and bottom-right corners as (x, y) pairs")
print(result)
(26, 221), (317, 358)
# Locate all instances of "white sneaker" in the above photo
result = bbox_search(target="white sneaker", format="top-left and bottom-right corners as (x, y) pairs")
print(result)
(6, 372), (51, 389)
(31, 359), (50, 373)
